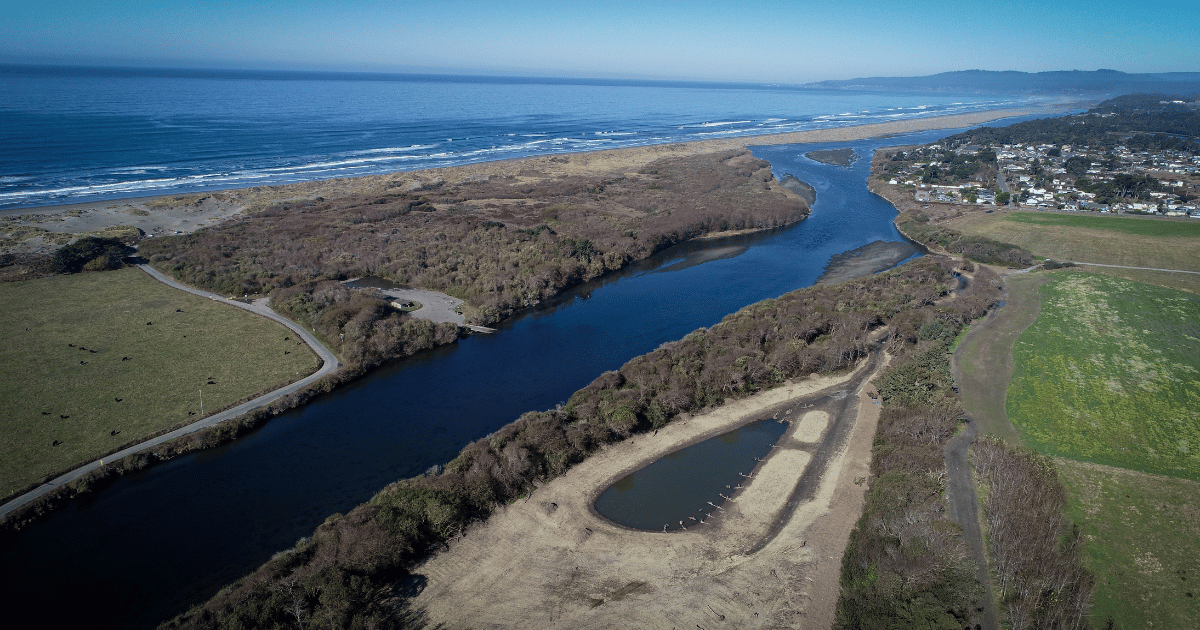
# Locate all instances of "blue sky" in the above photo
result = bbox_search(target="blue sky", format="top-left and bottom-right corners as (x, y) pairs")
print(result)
(1, 0), (1196, 82)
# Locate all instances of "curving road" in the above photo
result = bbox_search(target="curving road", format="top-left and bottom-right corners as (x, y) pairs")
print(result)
(0, 265), (339, 521)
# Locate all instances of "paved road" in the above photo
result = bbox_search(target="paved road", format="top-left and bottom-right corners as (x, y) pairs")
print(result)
(0, 265), (339, 521)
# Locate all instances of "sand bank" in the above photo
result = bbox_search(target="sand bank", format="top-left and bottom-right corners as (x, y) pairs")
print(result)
(1, 106), (1057, 256)
(407, 345), (892, 629)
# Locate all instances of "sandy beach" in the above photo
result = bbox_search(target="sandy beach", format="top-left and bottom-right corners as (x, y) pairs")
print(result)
(0, 106), (1058, 257)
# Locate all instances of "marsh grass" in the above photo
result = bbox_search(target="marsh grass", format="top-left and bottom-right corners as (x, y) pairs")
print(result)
(0, 267), (319, 494)
(1007, 272), (1200, 480)
(1058, 459), (1200, 630)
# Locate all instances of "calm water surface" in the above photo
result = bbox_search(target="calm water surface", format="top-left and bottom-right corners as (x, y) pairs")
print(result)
(0, 123), (1040, 628)
(594, 419), (788, 531)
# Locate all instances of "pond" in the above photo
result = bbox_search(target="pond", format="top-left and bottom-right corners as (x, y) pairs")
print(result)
(593, 419), (789, 531)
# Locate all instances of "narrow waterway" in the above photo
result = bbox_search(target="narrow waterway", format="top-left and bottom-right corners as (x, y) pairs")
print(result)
(0, 128), (983, 628)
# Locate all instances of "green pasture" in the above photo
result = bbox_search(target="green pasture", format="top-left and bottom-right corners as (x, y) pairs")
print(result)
(0, 267), (319, 495)
(1006, 272), (1200, 480)
(1058, 459), (1200, 630)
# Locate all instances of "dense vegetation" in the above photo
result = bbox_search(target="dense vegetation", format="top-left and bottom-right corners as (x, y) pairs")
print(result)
(943, 94), (1200, 154)
(49, 235), (130, 274)
(835, 267), (999, 630)
(895, 211), (1036, 267)
(161, 256), (988, 629)
(974, 439), (1095, 630)
(140, 150), (806, 330)
(835, 265), (1094, 630)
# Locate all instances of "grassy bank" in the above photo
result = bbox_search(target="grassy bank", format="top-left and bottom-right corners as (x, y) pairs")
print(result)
(0, 267), (319, 496)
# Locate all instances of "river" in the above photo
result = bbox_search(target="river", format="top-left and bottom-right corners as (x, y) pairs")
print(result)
(0, 127), (997, 627)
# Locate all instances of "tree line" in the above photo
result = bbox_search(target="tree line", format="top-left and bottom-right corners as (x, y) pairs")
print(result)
(159, 256), (986, 629)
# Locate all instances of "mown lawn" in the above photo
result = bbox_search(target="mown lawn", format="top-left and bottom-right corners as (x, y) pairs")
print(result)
(0, 267), (319, 495)
(1007, 271), (1200, 481)
(1058, 459), (1200, 630)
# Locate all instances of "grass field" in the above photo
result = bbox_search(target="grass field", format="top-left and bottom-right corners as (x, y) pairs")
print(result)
(1058, 459), (1200, 630)
(0, 267), (319, 495)
(1006, 271), (1200, 481)
(949, 212), (1200, 291)
(952, 272), (1046, 442)
(1005, 212), (1200, 238)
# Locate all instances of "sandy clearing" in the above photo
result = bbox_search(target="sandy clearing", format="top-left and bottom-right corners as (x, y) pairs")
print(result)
(407, 350), (891, 629)
(794, 411), (830, 443)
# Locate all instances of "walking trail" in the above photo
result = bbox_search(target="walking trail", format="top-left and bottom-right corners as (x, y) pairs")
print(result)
(0, 265), (339, 521)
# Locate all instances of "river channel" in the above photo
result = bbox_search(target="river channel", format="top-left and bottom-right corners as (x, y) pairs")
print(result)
(0, 128), (988, 627)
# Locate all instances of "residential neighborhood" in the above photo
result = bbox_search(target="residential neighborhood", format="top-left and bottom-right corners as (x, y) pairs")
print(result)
(880, 130), (1200, 218)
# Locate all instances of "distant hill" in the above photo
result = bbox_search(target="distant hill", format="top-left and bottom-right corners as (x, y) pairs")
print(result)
(804, 70), (1200, 96)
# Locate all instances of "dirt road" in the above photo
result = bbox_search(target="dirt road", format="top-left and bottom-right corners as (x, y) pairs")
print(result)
(0, 265), (339, 521)
(407, 349), (890, 629)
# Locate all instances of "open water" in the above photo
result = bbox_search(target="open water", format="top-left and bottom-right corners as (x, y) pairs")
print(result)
(0, 66), (1048, 628)
(0, 65), (1040, 210)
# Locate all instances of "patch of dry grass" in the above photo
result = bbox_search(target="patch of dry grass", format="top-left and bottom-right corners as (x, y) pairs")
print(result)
(950, 212), (1200, 273)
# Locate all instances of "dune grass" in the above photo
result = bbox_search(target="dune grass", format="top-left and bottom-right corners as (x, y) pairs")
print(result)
(0, 267), (319, 495)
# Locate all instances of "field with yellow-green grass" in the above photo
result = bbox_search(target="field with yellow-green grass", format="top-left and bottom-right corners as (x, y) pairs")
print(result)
(950, 211), (1200, 293)
(1007, 271), (1200, 481)
(1058, 459), (1200, 630)
(0, 267), (319, 497)
(1001, 270), (1200, 629)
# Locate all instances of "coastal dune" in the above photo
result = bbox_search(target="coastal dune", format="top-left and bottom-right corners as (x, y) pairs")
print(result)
(0, 107), (1054, 254)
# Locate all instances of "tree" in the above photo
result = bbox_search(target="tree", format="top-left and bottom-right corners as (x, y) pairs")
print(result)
(50, 236), (129, 274)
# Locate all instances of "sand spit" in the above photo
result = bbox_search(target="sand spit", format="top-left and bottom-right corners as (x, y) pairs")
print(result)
(407, 348), (891, 629)
(1, 107), (1056, 256)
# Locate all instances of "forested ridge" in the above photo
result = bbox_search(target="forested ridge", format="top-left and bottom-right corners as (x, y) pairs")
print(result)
(944, 94), (1200, 154)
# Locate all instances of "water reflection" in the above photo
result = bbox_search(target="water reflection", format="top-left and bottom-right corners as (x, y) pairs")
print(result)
(593, 419), (787, 532)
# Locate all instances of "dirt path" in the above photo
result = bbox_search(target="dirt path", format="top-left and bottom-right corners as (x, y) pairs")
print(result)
(944, 421), (1000, 630)
(942, 267), (1052, 630)
(952, 269), (1048, 441)
(407, 351), (891, 629)
(0, 265), (339, 521)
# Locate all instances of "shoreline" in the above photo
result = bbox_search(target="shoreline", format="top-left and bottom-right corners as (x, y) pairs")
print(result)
(0, 105), (1064, 255)
(407, 348), (890, 628)
(0, 106), (1054, 531)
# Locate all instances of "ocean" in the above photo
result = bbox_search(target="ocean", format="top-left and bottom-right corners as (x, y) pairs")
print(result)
(0, 65), (1040, 210)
